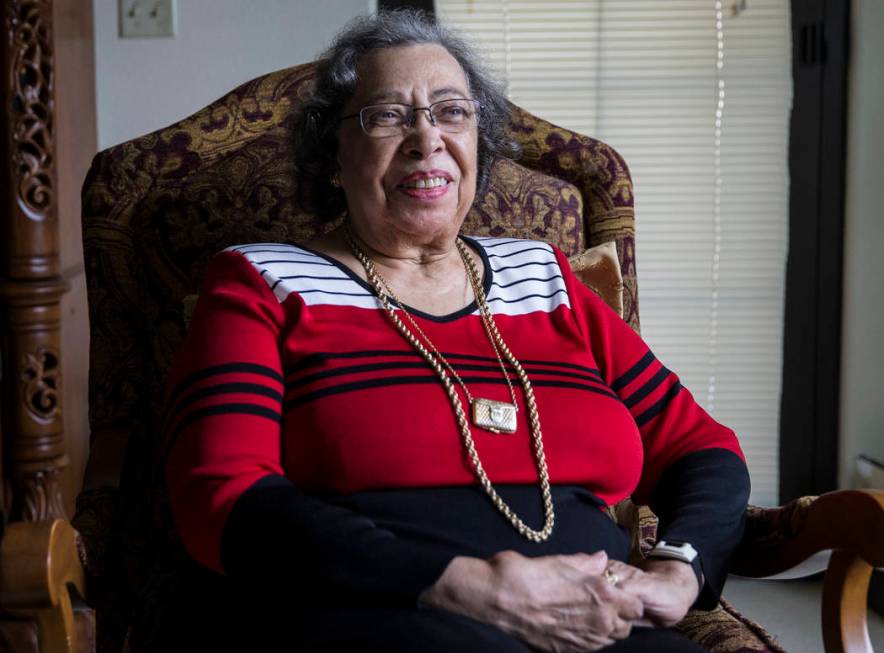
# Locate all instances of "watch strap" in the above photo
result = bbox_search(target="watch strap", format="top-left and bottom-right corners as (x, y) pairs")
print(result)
(648, 540), (704, 589)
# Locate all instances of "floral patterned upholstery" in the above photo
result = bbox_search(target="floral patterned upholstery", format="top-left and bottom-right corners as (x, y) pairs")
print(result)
(74, 61), (783, 652)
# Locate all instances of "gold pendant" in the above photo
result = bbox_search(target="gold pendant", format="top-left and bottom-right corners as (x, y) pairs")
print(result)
(472, 398), (517, 433)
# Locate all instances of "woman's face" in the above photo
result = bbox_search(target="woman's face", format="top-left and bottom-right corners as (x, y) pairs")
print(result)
(336, 43), (479, 244)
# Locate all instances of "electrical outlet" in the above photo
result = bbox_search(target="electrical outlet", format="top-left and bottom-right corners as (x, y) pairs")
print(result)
(119, 0), (177, 38)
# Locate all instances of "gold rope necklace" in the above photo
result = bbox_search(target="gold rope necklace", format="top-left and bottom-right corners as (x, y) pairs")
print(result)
(343, 225), (555, 542)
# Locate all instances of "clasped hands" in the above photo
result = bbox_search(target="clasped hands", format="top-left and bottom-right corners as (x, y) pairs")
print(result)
(420, 550), (700, 652)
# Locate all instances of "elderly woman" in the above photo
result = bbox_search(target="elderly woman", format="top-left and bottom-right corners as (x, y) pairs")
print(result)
(163, 10), (750, 653)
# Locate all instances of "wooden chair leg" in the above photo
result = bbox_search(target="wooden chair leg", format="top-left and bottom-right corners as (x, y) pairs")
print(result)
(0, 520), (86, 653)
(34, 589), (76, 653)
(822, 550), (874, 653)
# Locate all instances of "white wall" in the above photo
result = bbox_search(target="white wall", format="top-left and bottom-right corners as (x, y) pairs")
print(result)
(839, 0), (884, 488)
(93, 0), (375, 150)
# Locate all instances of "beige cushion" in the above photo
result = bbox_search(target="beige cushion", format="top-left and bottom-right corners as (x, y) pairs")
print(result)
(568, 241), (624, 317)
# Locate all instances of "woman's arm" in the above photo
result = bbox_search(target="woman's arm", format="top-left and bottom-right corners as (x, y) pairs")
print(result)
(556, 245), (751, 612)
(608, 448), (750, 622)
(164, 250), (454, 605)
(646, 447), (750, 609)
(219, 473), (455, 604)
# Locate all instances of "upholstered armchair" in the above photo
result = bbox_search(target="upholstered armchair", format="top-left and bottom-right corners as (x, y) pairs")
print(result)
(67, 62), (883, 653)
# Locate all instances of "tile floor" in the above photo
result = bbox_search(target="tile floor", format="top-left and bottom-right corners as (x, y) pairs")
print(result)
(722, 575), (884, 652)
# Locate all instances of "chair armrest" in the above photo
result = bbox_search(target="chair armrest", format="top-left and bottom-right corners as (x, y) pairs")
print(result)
(0, 519), (87, 653)
(731, 489), (883, 577)
(731, 489), (883, 653)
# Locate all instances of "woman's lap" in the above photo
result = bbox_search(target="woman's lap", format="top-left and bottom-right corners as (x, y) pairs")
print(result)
(601, 626), (709, 653)
(298, 606), (533, 652)
(147, 574), (707, 653)
(295, 606), (709, 653)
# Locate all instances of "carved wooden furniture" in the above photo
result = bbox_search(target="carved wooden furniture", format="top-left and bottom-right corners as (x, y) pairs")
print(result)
(1, 0), (68, 526)
(0, 520), (89, 652)
(0, 0), (91, 651)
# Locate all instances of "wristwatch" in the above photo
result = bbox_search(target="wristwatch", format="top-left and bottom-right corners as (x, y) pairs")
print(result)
(647, 540), (704, 588)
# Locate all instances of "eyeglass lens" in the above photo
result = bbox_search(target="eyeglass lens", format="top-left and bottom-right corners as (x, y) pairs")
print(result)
(359, 99), (478, 136)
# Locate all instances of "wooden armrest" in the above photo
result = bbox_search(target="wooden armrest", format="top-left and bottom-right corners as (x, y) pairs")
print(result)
(0, 519), (86, 653)
(732, 489), (883, 577)
(732, 489), (883, 653)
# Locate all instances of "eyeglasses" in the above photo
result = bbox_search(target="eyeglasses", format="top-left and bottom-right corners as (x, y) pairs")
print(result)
(341, 98), (481, 138)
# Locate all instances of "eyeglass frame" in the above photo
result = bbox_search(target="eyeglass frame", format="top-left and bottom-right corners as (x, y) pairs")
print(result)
(340, 98), (481, 137)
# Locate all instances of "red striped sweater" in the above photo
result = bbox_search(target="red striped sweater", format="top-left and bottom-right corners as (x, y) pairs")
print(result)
(164, 236), (747, 603)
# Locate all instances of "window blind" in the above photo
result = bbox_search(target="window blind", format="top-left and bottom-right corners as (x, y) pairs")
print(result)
(438, 0), (792, 506)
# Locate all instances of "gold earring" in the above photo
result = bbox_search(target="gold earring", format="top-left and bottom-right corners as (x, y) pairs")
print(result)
(330, 173), (341, 188)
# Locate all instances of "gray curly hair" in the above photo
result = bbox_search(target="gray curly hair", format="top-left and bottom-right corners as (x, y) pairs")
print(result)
(295, 9), (519, 221)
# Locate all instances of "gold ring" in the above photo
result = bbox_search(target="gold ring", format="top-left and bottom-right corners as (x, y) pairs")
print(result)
(604, 567), (619, 586)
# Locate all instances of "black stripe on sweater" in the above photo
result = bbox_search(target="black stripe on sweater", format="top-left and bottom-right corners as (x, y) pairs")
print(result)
(287, 349), (604, 382)
(492, 274), (565, 289)
(611, 351), (655, 392)
(254, 258), (335, 266)
(623, 366), (671, 410)
(487, 289), (568, 304)
(635, 382), (683, 427)
(491, 260), (559, 273)
(167, 363), (283, 409)
(473, 238), (526, 248)
(487, 246), (554, 259)
(285, 375), (619, 410)
(231, 246), (300, 254)
(164, 382), (283, 432)
(286, 361), (609, 394)
(285, 350), (601, 380)
(164, 402), (282, 459)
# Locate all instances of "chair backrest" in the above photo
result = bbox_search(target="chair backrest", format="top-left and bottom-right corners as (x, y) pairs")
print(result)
(75, 61), (639, 649)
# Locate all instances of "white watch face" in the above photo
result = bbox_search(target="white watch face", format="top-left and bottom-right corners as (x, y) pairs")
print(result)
(650, 540), (698, 563)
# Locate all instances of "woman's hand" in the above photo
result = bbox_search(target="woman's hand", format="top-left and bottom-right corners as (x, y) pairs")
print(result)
(605, 558), (700, 628)
(420, 551), (644, 652)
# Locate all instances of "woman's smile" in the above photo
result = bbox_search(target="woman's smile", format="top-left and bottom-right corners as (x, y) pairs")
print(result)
(396, 169), (454, 200)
